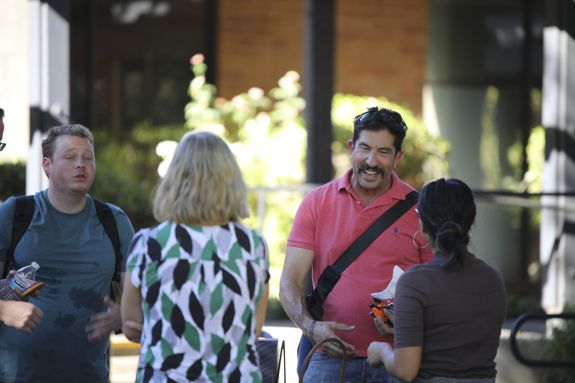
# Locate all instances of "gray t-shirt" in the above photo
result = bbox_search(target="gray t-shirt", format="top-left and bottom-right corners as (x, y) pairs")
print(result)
(0, 190), (134, 383)
(394, 252), (506, 379)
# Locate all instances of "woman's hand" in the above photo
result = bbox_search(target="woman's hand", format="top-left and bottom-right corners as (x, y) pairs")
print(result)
(373, 307), (395, 336)
(367, 341), (392, 367)
(123, 320), (143, 342)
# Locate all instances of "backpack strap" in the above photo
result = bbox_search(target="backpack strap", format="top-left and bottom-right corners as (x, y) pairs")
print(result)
(93, 199), (122, 283)
(4, 195), (35, 278)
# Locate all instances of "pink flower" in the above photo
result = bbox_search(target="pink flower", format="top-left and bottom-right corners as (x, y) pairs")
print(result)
(190, 54), (205, 65)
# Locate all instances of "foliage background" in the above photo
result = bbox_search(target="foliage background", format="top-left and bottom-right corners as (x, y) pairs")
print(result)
(161, 55), (451, 311)
(540, 305), (575, 383)
(0, 56), (450, 318)
(0, 57), (567, 372)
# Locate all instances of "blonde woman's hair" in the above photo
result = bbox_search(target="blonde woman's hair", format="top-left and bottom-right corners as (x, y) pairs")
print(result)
(153, 131), (249, 225)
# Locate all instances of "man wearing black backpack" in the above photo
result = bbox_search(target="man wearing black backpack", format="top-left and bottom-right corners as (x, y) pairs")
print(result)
(0, 124), (135, 383)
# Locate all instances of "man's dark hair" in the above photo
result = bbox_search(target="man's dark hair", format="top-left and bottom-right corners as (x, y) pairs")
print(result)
(352, 106), (408, 152)
(0, 108), (4, 118)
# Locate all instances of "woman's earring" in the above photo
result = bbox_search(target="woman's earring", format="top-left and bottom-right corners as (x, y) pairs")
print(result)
(412, 230), (430, 249)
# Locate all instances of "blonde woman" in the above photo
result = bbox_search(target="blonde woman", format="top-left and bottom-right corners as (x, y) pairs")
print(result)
(121, 131), (269, 383)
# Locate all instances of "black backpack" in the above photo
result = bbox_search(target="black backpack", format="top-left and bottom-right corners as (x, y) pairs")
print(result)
(4, 195), (121, 288)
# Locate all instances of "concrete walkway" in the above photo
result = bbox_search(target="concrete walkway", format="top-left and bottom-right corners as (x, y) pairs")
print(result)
(110, 320), (542, 383)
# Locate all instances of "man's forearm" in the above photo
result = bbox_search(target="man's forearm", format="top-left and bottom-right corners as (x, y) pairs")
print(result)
(279, 246), (317, 337)
(279, 283), (315, 336)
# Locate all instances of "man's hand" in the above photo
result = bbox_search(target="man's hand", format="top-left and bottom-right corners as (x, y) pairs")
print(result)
(373, 307), (395, 336)
(0, 300), (44, 333)
(0, 271), (43, 301)
(86, 295), (121, 341)
(309, 320), (356, 357)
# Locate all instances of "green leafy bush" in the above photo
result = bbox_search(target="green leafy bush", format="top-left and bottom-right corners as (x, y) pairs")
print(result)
(175, 55), (450, 314)
(506, 294), (542, 319)
(541, 306), (575, 383)
(0, 56), (451, 320)
(331, 94), (450, 188)
(90, 122), (189, 230)
(0, 162), (26, 201)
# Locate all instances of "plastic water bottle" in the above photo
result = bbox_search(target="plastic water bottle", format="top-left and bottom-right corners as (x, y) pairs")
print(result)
(9, 262), (40, 295)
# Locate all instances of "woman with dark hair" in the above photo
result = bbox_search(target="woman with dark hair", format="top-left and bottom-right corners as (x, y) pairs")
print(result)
(367, 178), (507, 383)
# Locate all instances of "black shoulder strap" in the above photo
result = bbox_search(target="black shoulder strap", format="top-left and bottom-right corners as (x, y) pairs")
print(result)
(4, 195), (35, 277)
(310, 190), (419, 311)
(93, 199), (122, 283)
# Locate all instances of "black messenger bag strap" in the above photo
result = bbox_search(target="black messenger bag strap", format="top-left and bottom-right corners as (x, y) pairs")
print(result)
(306, 190), (418, 319)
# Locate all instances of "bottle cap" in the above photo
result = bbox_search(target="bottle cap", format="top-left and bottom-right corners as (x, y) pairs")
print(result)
(31, 261), (40, 270)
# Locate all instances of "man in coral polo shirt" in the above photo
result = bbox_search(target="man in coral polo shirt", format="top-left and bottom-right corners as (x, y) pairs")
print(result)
(280, 106), (432, 382)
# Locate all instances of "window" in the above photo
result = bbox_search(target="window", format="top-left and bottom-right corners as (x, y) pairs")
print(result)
(71, 0), (216, 133)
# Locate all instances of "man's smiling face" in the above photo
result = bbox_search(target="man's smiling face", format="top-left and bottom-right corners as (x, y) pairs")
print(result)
(348, 129), (403, 197)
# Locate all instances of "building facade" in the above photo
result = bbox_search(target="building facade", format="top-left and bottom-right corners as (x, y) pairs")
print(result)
(0, 0), (573, 312)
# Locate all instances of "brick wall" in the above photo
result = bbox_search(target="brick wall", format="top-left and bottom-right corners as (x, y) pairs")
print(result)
(218, 0), (427, 115)
(218, 0), (304, 98)
(336, 0), (427, 113)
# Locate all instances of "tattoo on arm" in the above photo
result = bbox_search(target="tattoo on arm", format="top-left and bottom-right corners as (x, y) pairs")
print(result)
(308, 320), (317, 340)
(297, 312), (305, 327)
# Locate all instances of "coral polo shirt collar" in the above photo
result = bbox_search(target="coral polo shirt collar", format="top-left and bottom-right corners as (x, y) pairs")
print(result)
(337, 169), (408, 208)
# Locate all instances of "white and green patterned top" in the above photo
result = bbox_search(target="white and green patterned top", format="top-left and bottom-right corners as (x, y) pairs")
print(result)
(127, 221), (270, 383)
